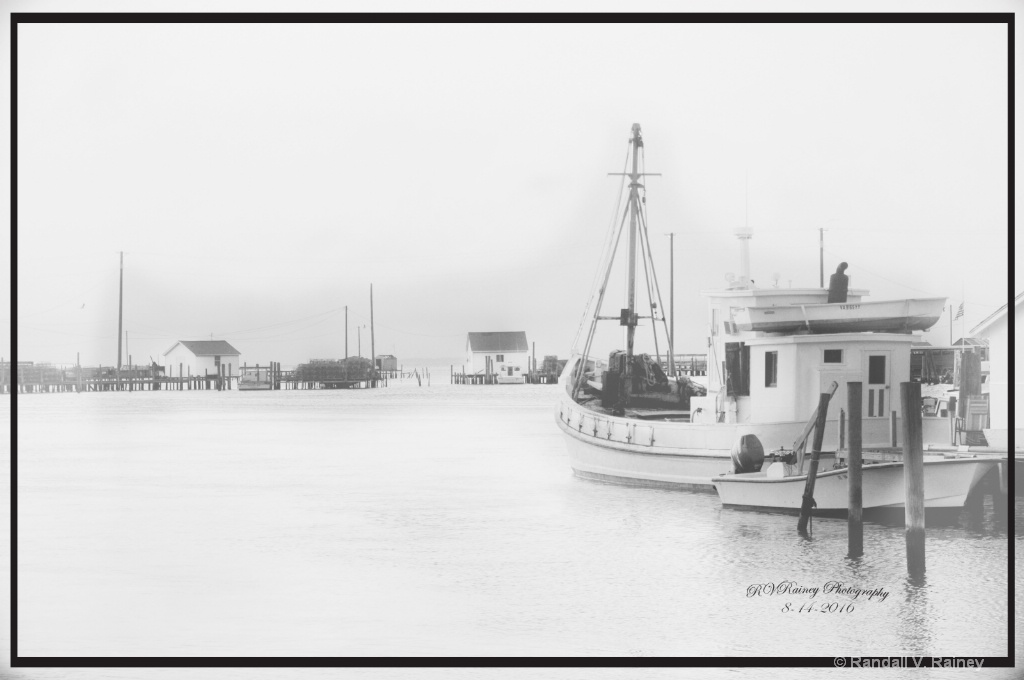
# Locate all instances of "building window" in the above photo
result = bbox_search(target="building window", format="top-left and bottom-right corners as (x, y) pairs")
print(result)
(824, 349), (843, 364)
(765, 351), (778, 388)
(496, 354), (504, 362)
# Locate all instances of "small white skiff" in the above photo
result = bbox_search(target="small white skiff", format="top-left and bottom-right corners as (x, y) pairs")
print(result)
(731, 297), (946, 334)
(711, 456), (997, 512)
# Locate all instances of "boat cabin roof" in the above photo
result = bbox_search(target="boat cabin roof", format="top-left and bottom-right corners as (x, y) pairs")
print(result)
(743, 332), (918, 348)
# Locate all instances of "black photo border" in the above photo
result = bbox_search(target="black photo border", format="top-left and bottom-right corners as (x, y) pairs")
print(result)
(8, 10), (1016, 670)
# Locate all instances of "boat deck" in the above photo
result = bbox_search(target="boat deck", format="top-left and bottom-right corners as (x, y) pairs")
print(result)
(572, 396), (691, 422)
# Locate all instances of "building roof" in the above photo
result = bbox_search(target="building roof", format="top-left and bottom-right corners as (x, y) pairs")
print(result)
(951, 337), (990, 348)
(970, 291), (1024, 336)
(467, 331), (528, 353)
(375, 354), (397, 359)
(163, 340), (241, 357)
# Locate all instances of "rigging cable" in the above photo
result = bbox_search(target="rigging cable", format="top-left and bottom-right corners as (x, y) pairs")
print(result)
(571, 139), (632, 353)
(638, 145), (673, 363)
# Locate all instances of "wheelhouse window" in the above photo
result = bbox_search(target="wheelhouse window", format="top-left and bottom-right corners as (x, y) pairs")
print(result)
(824, 349), (843, 364)
(765, 351), (778, 388)
(725, 342), (750, 396)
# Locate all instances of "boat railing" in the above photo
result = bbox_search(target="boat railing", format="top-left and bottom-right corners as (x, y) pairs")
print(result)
(560, 398), (655, 447)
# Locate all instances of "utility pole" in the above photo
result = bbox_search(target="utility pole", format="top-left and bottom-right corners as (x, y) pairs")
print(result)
(667, 232), (675, 376)
(345, 306), (348, 360)
(370, 284), (376, 374)
(117, 251), (124, 371)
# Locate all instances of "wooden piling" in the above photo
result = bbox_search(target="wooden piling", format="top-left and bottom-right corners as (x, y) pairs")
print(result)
(797, 391), (832, 534)
(900, 381), (925, 576)
(847, 383), (863, 557)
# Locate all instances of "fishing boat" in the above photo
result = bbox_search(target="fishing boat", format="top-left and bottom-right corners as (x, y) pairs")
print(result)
(711, 454), (998, 513)
(237, 368), (273, 391)
(556, 123), (950, 490)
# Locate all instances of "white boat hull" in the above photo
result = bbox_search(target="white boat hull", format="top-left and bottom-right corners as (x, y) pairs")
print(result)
(560, 427), (737, 490)
(556, 386), (844, 490)
(237, 383), (272, 391)
(711, 458), (997, 511)
(733, 297), (946, 334)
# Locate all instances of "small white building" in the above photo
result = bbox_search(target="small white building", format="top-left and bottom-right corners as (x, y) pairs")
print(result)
(969, 292), (1021, 447)
(163, 340), (241, 378)
(466, 331), (529, 377)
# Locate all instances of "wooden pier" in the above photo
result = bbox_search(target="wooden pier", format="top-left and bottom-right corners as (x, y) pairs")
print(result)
(657, 353), (708, 377)
(1, 361), (386, 394)
(451, 366), (559, 385)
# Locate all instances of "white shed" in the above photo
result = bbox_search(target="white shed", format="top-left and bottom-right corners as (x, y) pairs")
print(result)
(163, 340), (241, 379)
(466, 331), (529, 375)
(969, 292), (1021, 447)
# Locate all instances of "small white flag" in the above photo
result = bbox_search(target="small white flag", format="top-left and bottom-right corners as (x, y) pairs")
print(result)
(953, 302), (964, 320)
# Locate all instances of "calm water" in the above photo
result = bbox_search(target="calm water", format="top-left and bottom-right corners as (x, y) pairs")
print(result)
(2, 378), (1018, 677)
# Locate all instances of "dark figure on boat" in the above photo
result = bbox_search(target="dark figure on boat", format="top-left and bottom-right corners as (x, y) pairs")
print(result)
(827, 262), (849, 303)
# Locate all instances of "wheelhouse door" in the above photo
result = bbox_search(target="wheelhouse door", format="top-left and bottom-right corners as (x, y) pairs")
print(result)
(865, 352), (891, 418)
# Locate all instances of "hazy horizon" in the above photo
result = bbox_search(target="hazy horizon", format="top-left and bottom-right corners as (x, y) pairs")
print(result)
(9, 19), (1013, 368)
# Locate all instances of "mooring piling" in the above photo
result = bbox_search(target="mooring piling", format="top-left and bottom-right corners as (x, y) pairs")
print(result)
(847, 382), (863, 558)
(900, 381), (926, 576)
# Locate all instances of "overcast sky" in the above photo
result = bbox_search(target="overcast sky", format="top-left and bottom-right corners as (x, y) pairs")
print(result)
(5, 11), (1015, 368)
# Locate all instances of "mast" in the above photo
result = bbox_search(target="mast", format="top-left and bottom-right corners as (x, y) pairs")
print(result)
(572, 123), (664, 401)
(625, 123), (642, 360)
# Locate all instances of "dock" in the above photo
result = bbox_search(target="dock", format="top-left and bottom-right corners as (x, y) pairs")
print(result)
(0, 361), (386, 393)
(451, 366), (559, 385)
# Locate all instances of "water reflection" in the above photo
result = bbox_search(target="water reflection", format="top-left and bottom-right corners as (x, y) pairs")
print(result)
(896, 573), (931, 655)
